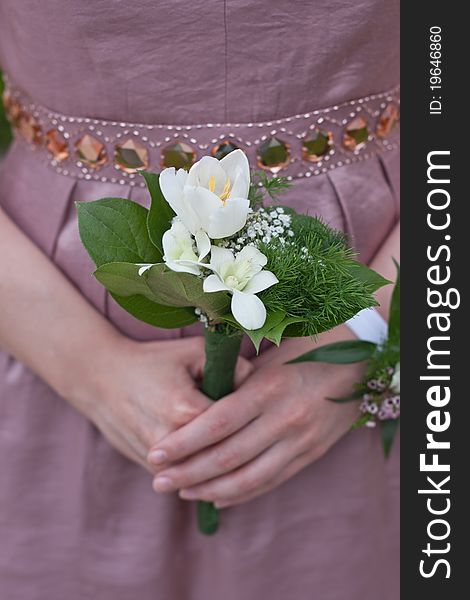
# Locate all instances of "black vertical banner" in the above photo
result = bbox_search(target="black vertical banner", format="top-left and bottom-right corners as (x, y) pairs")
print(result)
(401, 4), (467, 597)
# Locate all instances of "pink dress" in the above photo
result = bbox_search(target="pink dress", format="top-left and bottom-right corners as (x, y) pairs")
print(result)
(0, 1), (399, 598)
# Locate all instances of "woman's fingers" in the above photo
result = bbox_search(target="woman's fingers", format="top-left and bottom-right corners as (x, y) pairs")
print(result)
(213, 451), (313, 508)
(177, 438), (299, 503)
(147, 389), (261, 467)
(151, 413), (283, 492)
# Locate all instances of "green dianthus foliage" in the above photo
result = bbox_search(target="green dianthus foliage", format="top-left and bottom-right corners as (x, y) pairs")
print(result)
(258, 213), (380, 337)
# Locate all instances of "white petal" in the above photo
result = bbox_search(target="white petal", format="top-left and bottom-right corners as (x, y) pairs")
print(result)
(188, 156), (227, 192)
(178, 197), (203, 235)
(236, 244), (268, 267)
(220, 149), (250, 191)
(230, 174), (250, 201)
(159, 168), (186, 214)
(195, 229), (211, 260)
(203, 273), (231, 293)
(185, 186), (223, 232)
(207, 197), (250, 239)
(231, 291), (267, 330)
(243, 270), (279, 294)
(166, 259), (201, 276)
(208, 245), (235, 273)
(137, 263), (154, 276)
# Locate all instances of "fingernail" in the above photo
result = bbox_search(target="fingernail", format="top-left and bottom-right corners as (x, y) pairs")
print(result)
(148, 449), (168, 465)
(153, 476), (174, 492)
(214, 501), (229, 509)
(179, 489), (198, 500)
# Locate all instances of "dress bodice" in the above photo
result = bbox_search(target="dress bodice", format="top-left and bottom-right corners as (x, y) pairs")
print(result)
(0, 0), (399, 124)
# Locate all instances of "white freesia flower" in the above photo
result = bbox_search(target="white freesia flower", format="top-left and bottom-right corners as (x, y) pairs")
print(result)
(162, 220), (210, 275)
(390, 362), (400, 394)
(159, 149), (251, 241)
(203, 245), (278, 330)
(137, 220), (209, 277)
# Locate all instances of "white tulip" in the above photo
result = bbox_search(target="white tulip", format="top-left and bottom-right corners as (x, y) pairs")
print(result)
(203, 245), (278, 330)
(159, 149), (251, 240)
(390, 362), (400, 394)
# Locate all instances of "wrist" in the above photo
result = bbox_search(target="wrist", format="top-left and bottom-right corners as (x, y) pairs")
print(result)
(55, 323), (126, 418)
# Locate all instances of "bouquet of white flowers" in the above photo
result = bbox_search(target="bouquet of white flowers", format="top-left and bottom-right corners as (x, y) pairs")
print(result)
(77, 149), (387, 534)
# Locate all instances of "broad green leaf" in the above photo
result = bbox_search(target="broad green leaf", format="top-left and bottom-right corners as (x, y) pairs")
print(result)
(111, 294), (197, 329)
(380, 418), (399, 458)
(94, 262), (156, 299)
(348, 261), (390, 293)
(388, 261), (400, 346)
(76, 198), (162, 267)
(142, 172), (176, 254)
(145, 265), (230, 320)
(287, 340), (377, 365)
(94, 262), (197, 328)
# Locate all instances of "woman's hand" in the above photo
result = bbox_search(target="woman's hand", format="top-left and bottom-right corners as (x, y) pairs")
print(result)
(73, 335), (253, 474)
(148, 328), (364, 506)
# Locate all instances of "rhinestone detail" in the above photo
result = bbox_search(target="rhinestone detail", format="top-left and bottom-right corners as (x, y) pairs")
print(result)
(115, 138), (149, 173)
(376, 103), (399, 138)
(75, 134), (107, 168)
(2, 76), (400, 186)
(45, 129), (69, 161)
(161, 141), (196, 170)
(257, 137), (291, 173)
(302, 129), (333, 162)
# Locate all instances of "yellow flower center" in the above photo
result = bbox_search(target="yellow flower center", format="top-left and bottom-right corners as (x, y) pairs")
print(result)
(208, 175), (231, 203)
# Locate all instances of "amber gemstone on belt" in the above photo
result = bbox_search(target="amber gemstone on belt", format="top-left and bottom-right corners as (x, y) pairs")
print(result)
(114, 139), (149, 173)
(75, 134), (107, 168)
(2, 90), (22, 125)
(45, 129), (69, 162)
(17, 114), (43, 145)
(257, 137), (291, 173)
(343, 117), (368, 150)
(302, 130), (333, 162)
(211, 140), (239, 160)
(376, 103), (399, 138)
(161, 142), (196, 170)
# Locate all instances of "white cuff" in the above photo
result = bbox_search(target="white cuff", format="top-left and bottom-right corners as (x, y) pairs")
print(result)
(345, 308), (388, 345)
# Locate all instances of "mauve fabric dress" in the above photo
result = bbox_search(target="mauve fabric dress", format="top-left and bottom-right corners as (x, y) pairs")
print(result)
(0, 1), (400, 599)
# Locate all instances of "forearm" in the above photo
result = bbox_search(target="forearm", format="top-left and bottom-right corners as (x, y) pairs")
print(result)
(0, 207), (121, 408)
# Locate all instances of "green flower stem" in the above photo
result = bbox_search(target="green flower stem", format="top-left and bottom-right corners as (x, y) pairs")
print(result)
(197, 327), (243, 535)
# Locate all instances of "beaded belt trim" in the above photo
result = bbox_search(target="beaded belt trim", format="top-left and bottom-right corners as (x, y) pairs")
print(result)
(2, 78), (399, 187)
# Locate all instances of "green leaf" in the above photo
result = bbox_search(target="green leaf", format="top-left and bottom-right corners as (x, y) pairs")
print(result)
(388, 261), (400, 346)
(287, 340), (377, 365)
(94, 262), (197, 328)
(327, 388), (367, 403)
(244, 311), (287, 352)
(145, 265), (231, 320)
(265, 316), (306, 346)
(142, 172), (175, 254)
(351, 414), (372, 430)
(111, 294), (197, 329)
(348, 261), (390, 293)
(219, 311), (287, 353)
(94, 262), (156, 299)
(380, 418), (399, 458)
(76, 198), (162, 267)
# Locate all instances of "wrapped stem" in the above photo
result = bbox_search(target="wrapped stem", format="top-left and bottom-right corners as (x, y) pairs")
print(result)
(197, 327), (243, 535)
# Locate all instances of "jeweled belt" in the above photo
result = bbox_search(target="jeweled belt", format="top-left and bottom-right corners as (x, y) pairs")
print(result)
(2, 77), (399, 187)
